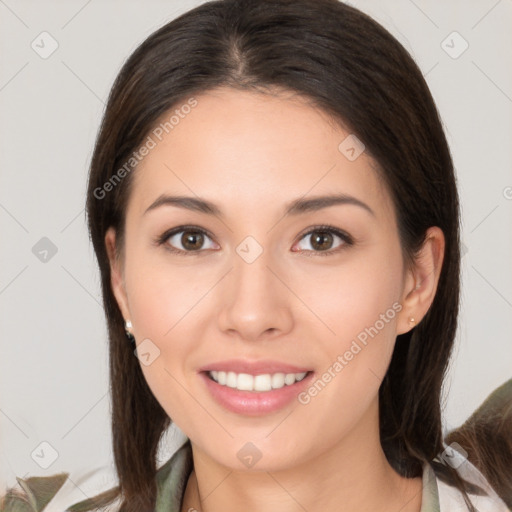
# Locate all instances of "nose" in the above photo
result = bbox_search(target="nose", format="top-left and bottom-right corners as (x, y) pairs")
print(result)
(217, 245), (294, 342)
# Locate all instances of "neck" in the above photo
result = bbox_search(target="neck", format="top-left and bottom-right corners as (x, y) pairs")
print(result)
(181, 399), (423, 512)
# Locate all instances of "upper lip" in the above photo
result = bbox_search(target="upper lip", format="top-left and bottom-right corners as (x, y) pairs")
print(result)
(199, 359), (312, 375)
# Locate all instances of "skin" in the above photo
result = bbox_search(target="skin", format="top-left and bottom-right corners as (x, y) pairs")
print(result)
(105, 86), (445, 512)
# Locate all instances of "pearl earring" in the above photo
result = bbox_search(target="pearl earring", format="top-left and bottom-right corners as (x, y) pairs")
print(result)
(125, 320), (135, 344)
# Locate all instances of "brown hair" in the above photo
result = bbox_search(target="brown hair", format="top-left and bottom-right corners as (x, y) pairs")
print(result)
(444, 379), (512, 509)
(71, 0), (488, 510)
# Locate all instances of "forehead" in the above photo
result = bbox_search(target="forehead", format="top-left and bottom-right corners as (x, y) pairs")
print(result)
(128, 87), (395, 224)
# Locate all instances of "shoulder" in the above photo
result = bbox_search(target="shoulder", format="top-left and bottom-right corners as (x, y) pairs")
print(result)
(436, 479), (510, 512)
(1, 472), (81, 512)
(1, 466), (122, 512)
(155, 439), (194, 511)
(1, 442), (193, 512)
(429, 448), (510, 512)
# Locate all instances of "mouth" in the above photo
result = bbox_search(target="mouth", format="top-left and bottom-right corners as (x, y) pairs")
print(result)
(205, 369), (311, 392)
(198, 362), (315, 416)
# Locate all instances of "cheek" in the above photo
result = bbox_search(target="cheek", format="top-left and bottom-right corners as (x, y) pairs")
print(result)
(124, 249), (207, 341)
(122, 246), (222, 400)
(293, 246), (402, 391)
(291, 260), (401, 439)
(124, 256), (201, 425)
(295, 248), (402, 342)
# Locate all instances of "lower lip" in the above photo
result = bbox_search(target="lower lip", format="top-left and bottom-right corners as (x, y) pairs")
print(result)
(199, 371), (315, 416)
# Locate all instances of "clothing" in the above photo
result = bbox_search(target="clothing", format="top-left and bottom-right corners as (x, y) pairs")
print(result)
(4, 440), (509, 512)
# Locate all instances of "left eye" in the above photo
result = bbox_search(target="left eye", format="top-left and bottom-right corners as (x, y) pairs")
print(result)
(293, 227), (351, 255)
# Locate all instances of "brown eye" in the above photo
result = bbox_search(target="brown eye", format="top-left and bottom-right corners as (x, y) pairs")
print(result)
(181, 231), (205, 250)
(158, 225), (352, 257)
(294, 226), (352, 255)
(164, 228), (217, 253)
(309, 231), (334, 251)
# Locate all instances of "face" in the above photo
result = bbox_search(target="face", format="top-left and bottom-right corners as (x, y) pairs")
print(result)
(106, 86), (435, 472)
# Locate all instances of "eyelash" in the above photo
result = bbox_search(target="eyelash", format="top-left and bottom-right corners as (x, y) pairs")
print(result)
(154, 224), (354, 257)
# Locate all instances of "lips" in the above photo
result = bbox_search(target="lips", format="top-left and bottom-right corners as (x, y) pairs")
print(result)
(199, 369), (315, 415)
(197, 358), (315, 415)
(198, 358), (312, 375)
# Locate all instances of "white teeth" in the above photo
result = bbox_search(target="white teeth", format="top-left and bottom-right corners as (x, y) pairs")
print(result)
(254, 374), (272, 391)
(226, 371), (237, 388)
(237, 373), (254, 391)
(208, 370), (308, 391)
(271, 373), (285, 389)
(284, 373), (296, 385)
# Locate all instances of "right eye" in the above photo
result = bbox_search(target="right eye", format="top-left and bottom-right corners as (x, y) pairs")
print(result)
(157, 226), (219, 255)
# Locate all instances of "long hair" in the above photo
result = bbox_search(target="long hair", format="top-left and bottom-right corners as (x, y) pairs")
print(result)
(80, 0), (478, 510)
(444, 379), (512, 509)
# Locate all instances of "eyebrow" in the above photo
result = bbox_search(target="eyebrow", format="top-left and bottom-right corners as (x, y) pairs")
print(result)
(143, 193), (375, 218)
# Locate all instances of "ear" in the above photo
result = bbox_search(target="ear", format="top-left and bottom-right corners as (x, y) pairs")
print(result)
(397, 226), (445, 335)
(105, 227), (131, 323)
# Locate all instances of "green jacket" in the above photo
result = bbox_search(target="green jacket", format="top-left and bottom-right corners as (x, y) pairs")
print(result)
(2, 438), (509, 512)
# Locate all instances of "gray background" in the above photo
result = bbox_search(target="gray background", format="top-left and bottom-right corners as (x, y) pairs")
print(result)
(1, 0), (511, 507)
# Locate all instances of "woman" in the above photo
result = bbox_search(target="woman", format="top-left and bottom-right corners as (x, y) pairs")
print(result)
(2, 1), (510, 511)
